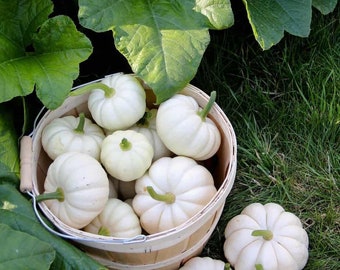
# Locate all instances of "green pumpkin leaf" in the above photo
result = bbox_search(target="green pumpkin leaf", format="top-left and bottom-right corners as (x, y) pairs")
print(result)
(78, 0), (233, 103)
(0, 223), (55, 270)
(312, 0), (338, 15)
(193, 0), (234, 29)
(0, 0), (93, 109)
(0, 104), (20, 186)
(243, 0), (313, 50)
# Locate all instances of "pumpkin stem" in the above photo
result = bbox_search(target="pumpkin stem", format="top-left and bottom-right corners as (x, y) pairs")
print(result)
(120, 138), (132, 151)
(255, 264), (264, 270)
(197, 91), (216, 120)
(136, 109), (156, 127)
(98, 226), (111, 236)
(74, 113), (85, 133)
(225, 263), (232, 270)
(69, 82), (115, 98)
(252, 229), (273, 241)
(36, 187), (64, 202)
(146, 186), (175, 204)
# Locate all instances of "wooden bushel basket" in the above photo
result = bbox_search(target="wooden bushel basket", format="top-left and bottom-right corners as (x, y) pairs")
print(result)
(22, 75), (237, 270)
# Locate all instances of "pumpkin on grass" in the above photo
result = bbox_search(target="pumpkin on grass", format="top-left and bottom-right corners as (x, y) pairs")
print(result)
(179, 256), (228, 269)
(223, 202), (309, 270)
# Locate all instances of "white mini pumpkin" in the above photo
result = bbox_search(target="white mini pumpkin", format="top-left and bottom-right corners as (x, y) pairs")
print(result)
(132, 156), (217, 234)
(101, 130), (154, 182)
(223, 202), (309, 270)
(84, 198), (142, 238)
(87, 73), (146, 131)
(41, 113), (105, 160)
(156, 92), (221, 160)
(179, 256), (227, 270)
(36, 152), (109, 229)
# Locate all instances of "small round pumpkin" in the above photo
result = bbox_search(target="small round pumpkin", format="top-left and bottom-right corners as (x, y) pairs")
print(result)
(132, 156), (217, 234)
(223, 202), (309, 270)
(156, 92), (221, 160)
(41, 113), (105, 160)
(87, 73), (146, 131)
(100, 130), (154, 182)
(179, 257), (227, 270)
(36, 152), (109, 229)
(84, 198), (142, 238)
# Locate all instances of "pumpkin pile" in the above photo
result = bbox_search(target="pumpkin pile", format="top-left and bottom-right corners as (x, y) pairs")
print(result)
(36, 72), (221, 238)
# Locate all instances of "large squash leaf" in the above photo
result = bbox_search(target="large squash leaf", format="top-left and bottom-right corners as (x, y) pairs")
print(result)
(243, 0), (338, 50)
(243, 0), (313, 50)
(0, 0), (93, 109)
(78, 0), (234, 103)
(0, 223), (55, 270)
(0, 104), (20, 186)
(312, 0), (338, 15)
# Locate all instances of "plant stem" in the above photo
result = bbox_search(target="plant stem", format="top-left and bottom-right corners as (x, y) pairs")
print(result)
(74, 113), (85, 133)
(120, 138), (132, 151)
(98, 226), (111, 236)
(136, 109), (156, 127)
(255, 264), (264, 270)
(69, 82), (115, 98)
(225, 263), (232, 270)
(36, 187), (64, 202)
(197, 91), (216, 121)
(146, 186), (175, 204)
(251, 229), (273, 240)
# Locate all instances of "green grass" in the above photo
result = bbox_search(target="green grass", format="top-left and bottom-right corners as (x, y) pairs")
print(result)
(194, 6), (340, 270)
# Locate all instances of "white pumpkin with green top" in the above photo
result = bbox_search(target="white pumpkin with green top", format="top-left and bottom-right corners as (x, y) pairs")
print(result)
(156, 91), (221, 160)
(84, 198), (142, 238)
(132, 156), (217, 234)
(70, 73), (146, 131)
(223, 202), (309, 270)
(100, 130), (154, 182)
(41, 113), (105, 160)
(36, 152), (109, 229)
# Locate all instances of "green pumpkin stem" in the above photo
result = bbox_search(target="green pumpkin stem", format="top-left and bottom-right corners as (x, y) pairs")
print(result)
(225, 263), (232, 270)
(146, 186), (175, 204)
(120, 138), (132, 151)
(36, 187), (64, 202)
(255, 264), (264, 270)
(69, 82), (115, 98)
(98, 226), (111, 236)
(252, 229), (273, 241)
(136, 109), (156, 127)
(74, 113), (86, 133)
(197, 91), (216, 120)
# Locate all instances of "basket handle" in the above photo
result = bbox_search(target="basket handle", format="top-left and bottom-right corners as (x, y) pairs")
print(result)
(19, 135), (33, 193)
